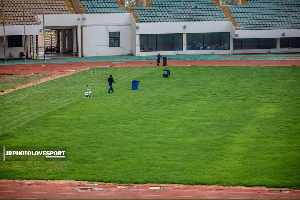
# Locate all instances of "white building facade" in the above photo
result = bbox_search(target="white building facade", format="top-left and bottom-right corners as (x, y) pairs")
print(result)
(0, 13), (299, 59)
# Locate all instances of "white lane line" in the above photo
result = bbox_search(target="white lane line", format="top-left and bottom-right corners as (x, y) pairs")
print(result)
(178, 196), (193, 198)
(56, 193), (76, 195)
(29, 192), (48, 194)
(141, 195), (165, 197)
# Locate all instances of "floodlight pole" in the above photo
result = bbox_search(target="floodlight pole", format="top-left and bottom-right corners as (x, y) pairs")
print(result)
(2, 0), (6, 63)
(23, 0), (26, 62)
(43, 0), (45, 61)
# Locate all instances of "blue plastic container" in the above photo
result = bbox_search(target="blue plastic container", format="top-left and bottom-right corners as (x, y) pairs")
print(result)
(132, 80), (140, 90)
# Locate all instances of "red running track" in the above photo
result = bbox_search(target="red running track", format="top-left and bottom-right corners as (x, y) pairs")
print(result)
(0, 180), (300, 199)
(0, 60), (299, 75)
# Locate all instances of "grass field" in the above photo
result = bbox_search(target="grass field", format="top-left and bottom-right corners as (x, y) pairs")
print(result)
(0, 73), (52, 91)
(0, 66), (299, 189)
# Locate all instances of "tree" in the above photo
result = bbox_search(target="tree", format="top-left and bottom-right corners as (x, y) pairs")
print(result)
(222, 0), (232, 5)
(126, 0), (136, 7)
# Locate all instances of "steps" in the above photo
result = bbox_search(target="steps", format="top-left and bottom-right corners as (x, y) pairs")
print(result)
(146, 0), (153, 7)
(241, 0), (249, 5)
(0, 11), (5, 21)
(210, 0), (220, 6)
(210, 0), (238, 30)
(221, 6), (239, 30)
(126, 7), (140, 23)
(63, 0), (77, 14)
(116, 0), (125, 7)
(71, 0), (88, 14)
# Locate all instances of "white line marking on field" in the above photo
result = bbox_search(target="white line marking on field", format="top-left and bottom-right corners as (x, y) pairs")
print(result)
(0, 191), (14, 192)
(149, 186), (161, 190)
(117, 186), (129, 189)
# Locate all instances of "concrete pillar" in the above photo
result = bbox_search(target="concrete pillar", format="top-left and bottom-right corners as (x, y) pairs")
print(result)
(77, 25), (82, 57)
(62, 30), (67, 53)
(230, 35), (234, 54)
(276, 38), (280, 50)
(183, 33), (187, 53)
(38, 34), (43, 54)
(135, 34), (140, 56)
(26, 35), (30, 58)
(33, 35), (36, 59)
(65, 30), (68, 52)
(73, 27), (77, 55)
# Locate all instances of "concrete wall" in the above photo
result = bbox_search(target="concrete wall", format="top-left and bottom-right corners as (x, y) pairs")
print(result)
(0, 36), (28, 59)
(82, 14), (132, 56)
(0, 25), (42, 36)
(130, 14), (137, 56)
(235, 29), (300, 39)
(40, 13), (133, 56)
(234, 48), (300, 54)
(40, 13), (132, 27)
(83, 25), (132, 56)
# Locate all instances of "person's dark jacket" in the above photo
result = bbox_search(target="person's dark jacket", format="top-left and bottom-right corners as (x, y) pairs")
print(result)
(108, 77), (116, 86)
(157, 54), (162, 61)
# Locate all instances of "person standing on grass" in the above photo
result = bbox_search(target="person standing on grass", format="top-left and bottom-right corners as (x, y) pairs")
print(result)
(108, 75), (116, 93)
(157, 53), (162, 66)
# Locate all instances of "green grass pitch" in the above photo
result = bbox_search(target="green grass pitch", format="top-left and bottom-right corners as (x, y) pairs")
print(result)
(0, 66), (299, 188)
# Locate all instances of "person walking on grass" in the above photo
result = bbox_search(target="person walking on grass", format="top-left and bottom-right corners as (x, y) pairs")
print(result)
(108, 75), (116, 93)
(157, 53), (162, 66)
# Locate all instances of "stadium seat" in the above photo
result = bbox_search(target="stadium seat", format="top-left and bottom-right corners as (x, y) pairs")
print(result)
(230, 0), (300, 30)
(133, 0), (227, 23)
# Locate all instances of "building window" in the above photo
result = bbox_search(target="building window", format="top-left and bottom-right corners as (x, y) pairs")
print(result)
(233, 38), (242, 50)
(280, 38), (289, 48)
(233, 38), (277, 50)
(280, 37), (300, 48)
(109, 32), (120, 47)
(140, 34), (183, 52)
(187, 32), (230, 50)
(8, 35), (22, 47)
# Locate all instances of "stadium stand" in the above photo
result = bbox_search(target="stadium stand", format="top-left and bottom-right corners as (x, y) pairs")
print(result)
(133, 0), (227, 22)
(81, 0), (127, 14)
(230, 0), (300, 30)
(1, 0), (71, 25)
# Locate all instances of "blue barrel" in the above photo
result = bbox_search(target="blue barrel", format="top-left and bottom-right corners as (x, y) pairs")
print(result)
(132, 80), (140, 90)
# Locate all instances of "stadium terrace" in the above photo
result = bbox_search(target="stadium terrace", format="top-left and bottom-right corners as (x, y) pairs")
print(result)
(0, 0), (299, 59)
